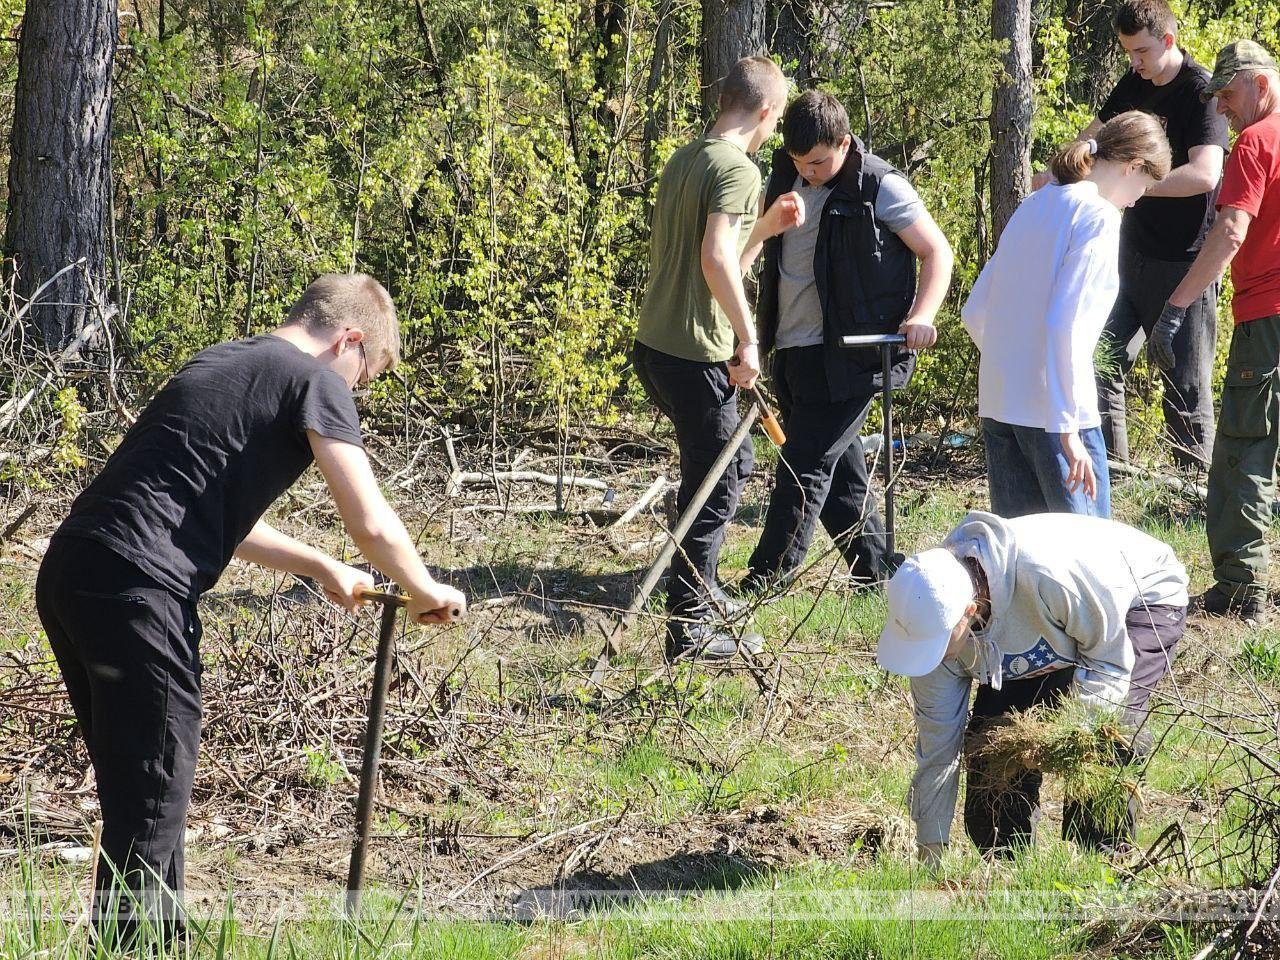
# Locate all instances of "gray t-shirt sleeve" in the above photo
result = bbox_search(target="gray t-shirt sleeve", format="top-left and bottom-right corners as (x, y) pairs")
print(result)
(876, 172), (925, 233)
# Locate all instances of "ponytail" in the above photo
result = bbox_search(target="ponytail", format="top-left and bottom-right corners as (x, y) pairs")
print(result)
(1047, 110), (1172, 187)
(1050, 139), (1097, 185)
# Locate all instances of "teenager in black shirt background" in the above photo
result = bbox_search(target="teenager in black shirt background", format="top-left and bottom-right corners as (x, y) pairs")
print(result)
(1033, 0), (1229, 470)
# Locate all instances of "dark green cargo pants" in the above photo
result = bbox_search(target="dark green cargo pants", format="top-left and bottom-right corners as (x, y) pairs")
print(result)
(1207, 314), (1280, 601)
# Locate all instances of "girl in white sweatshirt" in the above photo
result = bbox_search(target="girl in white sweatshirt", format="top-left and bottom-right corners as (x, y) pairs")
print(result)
(963, 112), (1171, 518)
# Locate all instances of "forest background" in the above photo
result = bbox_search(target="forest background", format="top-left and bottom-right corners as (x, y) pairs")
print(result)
(3, 0), (1278, 464)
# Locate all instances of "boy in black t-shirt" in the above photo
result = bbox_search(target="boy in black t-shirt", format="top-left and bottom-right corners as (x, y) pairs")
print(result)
(1032, 0), (1229, 468)
(35, 274), (467, 947)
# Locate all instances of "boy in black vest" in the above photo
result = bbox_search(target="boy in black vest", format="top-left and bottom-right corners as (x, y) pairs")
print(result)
(741, 92), (953, 593)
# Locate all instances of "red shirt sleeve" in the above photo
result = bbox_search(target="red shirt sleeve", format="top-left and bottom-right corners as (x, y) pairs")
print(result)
(1218, 130), (1269, 217)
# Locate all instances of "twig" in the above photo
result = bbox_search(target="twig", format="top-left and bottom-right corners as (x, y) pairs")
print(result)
(449, 811), (622, 900)
(0, 305), (118, 432)
(1231, 859), (1280, 960)
(1, 503), (39, 542)
(606, 474), (672, 532)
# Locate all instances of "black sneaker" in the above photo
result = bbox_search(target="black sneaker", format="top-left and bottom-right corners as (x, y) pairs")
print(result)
(1190, 584), (1268, 624)
(665, 618), (765, 663)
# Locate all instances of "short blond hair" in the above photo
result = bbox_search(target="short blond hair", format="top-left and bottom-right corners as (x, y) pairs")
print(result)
(719, 56), (787, 113)
(285, 273), (400, 371)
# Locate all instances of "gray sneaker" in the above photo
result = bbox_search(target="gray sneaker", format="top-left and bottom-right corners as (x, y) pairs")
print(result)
(666, 619), (765, 662)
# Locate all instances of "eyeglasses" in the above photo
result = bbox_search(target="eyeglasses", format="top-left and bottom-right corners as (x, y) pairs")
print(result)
(358, 342), (370, 387)
(350, 341), (371, 398)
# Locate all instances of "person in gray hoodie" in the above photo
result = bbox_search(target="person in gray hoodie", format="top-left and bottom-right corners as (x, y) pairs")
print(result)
(877, 511), (1188, 862)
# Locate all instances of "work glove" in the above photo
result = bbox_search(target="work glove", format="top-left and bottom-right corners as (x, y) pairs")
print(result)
(1146, 302), (1187, 372)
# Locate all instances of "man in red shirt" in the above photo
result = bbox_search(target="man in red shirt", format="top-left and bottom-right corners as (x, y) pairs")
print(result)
(1151, 40), (1280, 621)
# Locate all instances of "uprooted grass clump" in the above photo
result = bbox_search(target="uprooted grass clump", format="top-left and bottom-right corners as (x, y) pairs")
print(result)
(968, 700), (1144, 837)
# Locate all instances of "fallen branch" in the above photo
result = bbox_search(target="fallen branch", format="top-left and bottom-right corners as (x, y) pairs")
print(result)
(1108, 460), (1206, 499)
(448, 811), (621, 899)
(607, 474), (673, 532)
(447, 470), (611, 497)
(452, 502), (619, 517)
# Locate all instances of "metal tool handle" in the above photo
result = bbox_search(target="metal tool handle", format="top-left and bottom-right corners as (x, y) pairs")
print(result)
(355, 586), (408, 608)
(355, 583), (462, 620)
(346, 595), (399, 916)
(836, 334), (903, 558)
(839, 333), (907, 348)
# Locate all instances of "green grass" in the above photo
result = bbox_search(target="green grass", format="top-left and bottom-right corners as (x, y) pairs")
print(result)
(4, 460), (1275, 960)
(3, 864), (532, 959)
(1, 847), (1141, 960)
(1241, 631), (1280, 685)
(570, 848), (1121, 960)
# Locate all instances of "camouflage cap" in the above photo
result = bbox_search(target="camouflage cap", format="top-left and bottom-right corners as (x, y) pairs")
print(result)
(1201, 40), (1279, 102)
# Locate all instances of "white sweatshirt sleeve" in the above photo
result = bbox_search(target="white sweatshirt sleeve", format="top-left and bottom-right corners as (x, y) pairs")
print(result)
(908, 664), (972, 845)
(960, 257), (996, 351)
(1041, 210), (1120, 433)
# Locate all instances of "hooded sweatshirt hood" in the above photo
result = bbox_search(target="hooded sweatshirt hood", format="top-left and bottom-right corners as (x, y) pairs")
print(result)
(941, 511), (1018, 689)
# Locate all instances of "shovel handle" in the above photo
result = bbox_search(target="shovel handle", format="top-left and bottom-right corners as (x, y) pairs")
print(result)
(727, 358), (786, 447)
(751, 392), (787, 447)
(354, 584), (462, 621)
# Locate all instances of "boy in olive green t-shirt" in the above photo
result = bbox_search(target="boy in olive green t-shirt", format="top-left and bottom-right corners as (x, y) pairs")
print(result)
(632, 55), (802, 661)
(637, 137), (761, 362)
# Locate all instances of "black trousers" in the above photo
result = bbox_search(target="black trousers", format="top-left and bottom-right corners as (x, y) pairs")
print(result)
(1096, 246), (1218, 468)
(748, 345), (885, 583)
(964, 603), (1186, 855)
(632, 341), (753, 615)
(35, 536), (203, 946)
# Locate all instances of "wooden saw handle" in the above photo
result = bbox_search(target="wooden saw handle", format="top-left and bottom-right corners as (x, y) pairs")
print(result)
(354, 584), (462, 621)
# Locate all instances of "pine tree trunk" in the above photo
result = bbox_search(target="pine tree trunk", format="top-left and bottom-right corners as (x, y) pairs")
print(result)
(990, 0), (1033, 239)
(4, 0), (117, 348)
(1067, 0), (1120, 110)
(701, 0), (766, 122)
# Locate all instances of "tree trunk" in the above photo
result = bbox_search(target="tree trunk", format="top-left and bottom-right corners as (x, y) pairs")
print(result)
(768, 0), (813, 89)
(5, 0), (117, 348)
(642, 0), (676, 174)
(1067, 0), (1120, 111)
(989, 0), (1033, 239)
(701, 0), (766, 123)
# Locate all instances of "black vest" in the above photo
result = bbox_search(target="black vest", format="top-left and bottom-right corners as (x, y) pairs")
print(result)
(757, 140), (917, 394)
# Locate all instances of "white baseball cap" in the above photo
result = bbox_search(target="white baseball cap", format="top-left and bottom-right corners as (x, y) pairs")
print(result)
(877, 548), (975, 677)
